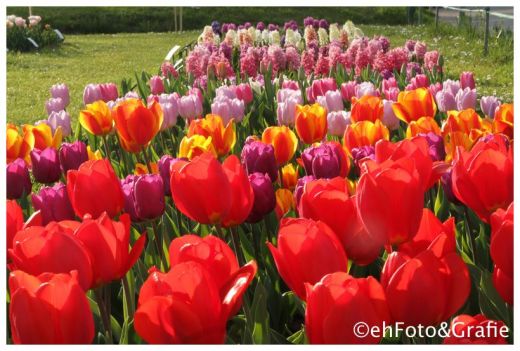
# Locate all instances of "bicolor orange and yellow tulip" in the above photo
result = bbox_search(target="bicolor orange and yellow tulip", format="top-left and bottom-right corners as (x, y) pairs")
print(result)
(392, 87), (437, 123)
(343, 119), (390, 153)
(188, 114), (236, 156)
(350, 95), (384, 123)
(262, 126), (298, 165)
(295, 103), (328, 144)
(79, 100), (114, 136)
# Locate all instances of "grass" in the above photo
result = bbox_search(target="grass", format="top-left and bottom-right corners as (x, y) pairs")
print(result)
(7, 31), (198, 125)
(7, 22), (513, 126)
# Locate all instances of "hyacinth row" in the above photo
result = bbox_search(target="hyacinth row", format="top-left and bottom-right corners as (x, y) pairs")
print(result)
(5, 19), (514, 345)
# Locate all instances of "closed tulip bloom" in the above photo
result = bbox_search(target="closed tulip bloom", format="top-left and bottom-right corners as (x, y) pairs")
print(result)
(340, 81), (357, 102)
(316, 90), (343, 112)
(83, 83), (103, 105)
(121, 174), (165, 221)
(381, 99), (400, 130)
(9, 270), (94, 344)
(159, 101), (179, 130)
(281, 163), (298, 190)
(460, 71), (476, 90)
(79, 100), (114, 136)
(178, 134), (217, 160)
(267, 218), (348, 300)
(299, 178), (383, 265)
(179, 93), (203, 122)
(188, 114), (236, 156)
(73, 213), (146, 287)
(7, 158), (32, 199)
(295, 103), (328, 144)
(493, 103), (513, 139)
(158, 154), (180, 195)
(262, 125), (298, 165)
(241, 140), (278, 182)
(309, 78), (337, 102)
(392, 87), (437, 123)
(443, 314), (507, 344)
(357, 158), (424, 245)
(45, 97), (66, 116)
(327, 110), (350, 136)
(31, 183), (75, 224)
(455, 87), (477, 111)
(7, 124), (31, 163)
(490, 203), (513, 305)
(50, 83), (70, 107)
(170, 153), (254, 227)
(275, 188), (295, 219)
(350, 95), (384, 123)
(30, 147), (61, 184)
(301, 141), (350, 179)
(135, 260), (257, 344)
(149, 75), (165, 95)
(480, 96), (501, 118)
(306, 272), (391, 344)
(9, 222), (93, 290)
(406, 116), (441, 138)
(67, 159), (125, 219)
(236, 83), (253, 104)
(451, 135), (513, 222)
(435, 89), (457, 112)
(47, 110), (72, 137)
(343, 119), (390, 153)
(22, 123), (62, 154)
(381, 232), (470, 326)
(247, 173), (276, 222)
(99, 83), (119, 102)
(211, 95), (246, 125)
(59, 141), (89, 173)
(277, 96), (301, 126)
(114, 98), (163, 150)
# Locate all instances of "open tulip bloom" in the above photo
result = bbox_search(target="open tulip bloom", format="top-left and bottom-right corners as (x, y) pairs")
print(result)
(4, 16), (515, 346)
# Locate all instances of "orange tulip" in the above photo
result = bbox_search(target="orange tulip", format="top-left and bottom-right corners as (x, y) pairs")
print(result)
(22, 123), (62, 153)
(113, 98), (163, 151)
(79, 100), (114, 136)
(178, 135), (218, 160)
(350, 95), (384, 123)
(275, 188), (294, 219)
(134, 162), (159, 175)
(188, 114), (236, 156)
(295, 103), (328, 144)
(392, 87), (437, 123)
(86, 145), (102, 160)
(343, 119), (389, 153)
(281, 163), (298, 190)
(493, 103), (513, 139)
(7, 124), (31, 164)
(262, 126), (298, 165)
(406, 116), (441, 138)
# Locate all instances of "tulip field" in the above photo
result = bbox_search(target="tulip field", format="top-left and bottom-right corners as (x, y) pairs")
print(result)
(5, 17), (514, 345)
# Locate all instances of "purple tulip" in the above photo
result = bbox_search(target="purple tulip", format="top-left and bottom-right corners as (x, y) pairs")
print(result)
(158, 155), (186, 195)
(441, 168), (460, 204)
(460, 71), (476, 90)
(435, 89), (457, 112)
(7, 158), (32, 199)
(246, 172), (276, 223)
(351, 146), (376, 175)
(59, 141), (89, 173)
(418, 132), (446, 161)
(99, 83), (119, 102)
(83, 83), (103, 105)
(455, 87), (477, 111)
(480, 96), (501, 118)
(149, 75), (165, 95)
(121, 174), (165, 222)
(294, 175), (315, 209)
(241, 140), (278, 182)
(48, 110), (72, 137)
(178, 93), (203, 122)
(327, 110), (350, 136)
(50, 83), (70, 107)
(442, 79), (461, 96)
(316, 90), (343, 112)
(301, 142), (347, 179)
(45, 97), (66, 116)
(31, 183), (75, 224)
(30, 147), (61, 184)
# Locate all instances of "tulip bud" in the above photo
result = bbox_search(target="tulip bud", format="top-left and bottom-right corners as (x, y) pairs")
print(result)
(83, 83), (103, 105)
(121, 174), (165, 222)
(301, 142), (349, 179)
(460, 71), (476, 90)
(149, 75), (165, 95)
(435, 89), (457, 112)
(47, 110), (72, 137)
(455, 87), (477, 111)
(30, 147), (61, 184)
(45, 97), (65, 116)
(235, 83), (253, 104)
(240, 140), (278, 182)
(246, 173), (276, 223)
(59, 141), (89, 173)
(340, 81), (357, 102)
(316, 90), (343, 112)
(31, 183), (75, 224)
(418, 132), (446, 161)
(326, 110), (350, 136)
(99, 83), (119, 102)
(6, 159), (32, 199)
(480, 96), (501, 118)
(351, 145), (375, 172)
(50, 83), (70, 107)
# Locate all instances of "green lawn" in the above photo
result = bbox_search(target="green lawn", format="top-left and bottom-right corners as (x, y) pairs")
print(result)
(7, 31), (198, 125)
(7, 24), (513, 126)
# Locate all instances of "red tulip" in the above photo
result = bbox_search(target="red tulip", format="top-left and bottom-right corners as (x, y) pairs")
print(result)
(170, 152), (254, 227)
(66, 159), (125, 219)
(8, 270), (95, 344)
(298, 177), (383, 265)
(9, 221), (93, 291)
(381, 232), (470, 326)
(267, 218), (348, 301)
(73, 213), (146, 287)
(305, 272), (391, 344)
(490, 202), (513, 305)
(357, 158), (424, 245)
(135, 260), (257, 344)
(7, 200), (23, 252)
(443, 314), (508, 344)
(451, 134), (513, 222)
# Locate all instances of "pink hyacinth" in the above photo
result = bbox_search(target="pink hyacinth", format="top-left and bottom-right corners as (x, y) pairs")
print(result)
(285, 46), (301, 71)
(414, 41), (427, 61)
(314, 52), (330, 76)
(268, 46), (287, 75)
(301, 48), (316, 76)
(424, 50), (440, 71)
(161, 61), (179, 78)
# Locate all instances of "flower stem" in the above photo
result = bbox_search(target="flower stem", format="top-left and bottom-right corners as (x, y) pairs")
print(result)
(121, 275), (135, 320)
(141, 146), (153, 174)
(94, 287), (113, 343)
(102, 134), (112, 162)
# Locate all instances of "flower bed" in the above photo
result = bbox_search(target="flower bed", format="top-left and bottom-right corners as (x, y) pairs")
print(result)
(6, 18), (514, 345)
(6, 14), (63, 51)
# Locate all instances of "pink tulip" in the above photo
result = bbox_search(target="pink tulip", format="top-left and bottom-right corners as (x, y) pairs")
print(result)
(149, 75), (165, 95)
(382, 99), (400, 130)
(99, 83), (119, 102)
(455, 87), (477, 111)
(211, 95), (245, 124)
(178, 94), (203, 122)
(316, 90), (343, 112)
(460, 71), (476, 90)
(45, 98), (65, 116)
(83, 84), (102, 105)
(480, 96), (501, 118)
(50, 83), (70, 107)
(340, 81), (357, 102)
(236, 83), (253, 104)
(355, 82), (379, 98)
(327, 111), (350, 136)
